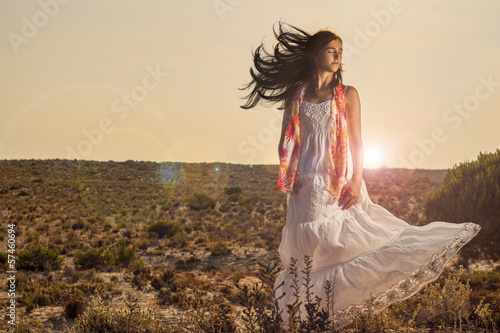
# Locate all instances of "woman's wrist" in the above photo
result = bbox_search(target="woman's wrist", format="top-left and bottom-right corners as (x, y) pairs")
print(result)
(351, 174), (363, 184)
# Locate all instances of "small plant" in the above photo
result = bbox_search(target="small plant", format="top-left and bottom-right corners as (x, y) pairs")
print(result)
(16, 245), (63, 271)
(74, 240), (137, 270)
(237, 261), (284, 333)
(73, 248), (113, 270)
(148, 220), (181, 239)
(210, 241), (231, 256)
(137, 237), (150, 250)
(113, 239), (137, 267)
(413, 267), (472, 329)
(151, 274), (165, 290)
(188, 192), (216, 210)
(130, 267), (151, 290)
(127, 258), (145, 273)
(71, 296), (166, 333)
(225, 186), (243, 195)
(157, 288), (176, 306)
(191, 295), (237, 333)
(61, 287), (88, 319)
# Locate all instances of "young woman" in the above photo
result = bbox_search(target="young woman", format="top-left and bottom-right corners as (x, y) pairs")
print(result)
(240, 21), (480, 328)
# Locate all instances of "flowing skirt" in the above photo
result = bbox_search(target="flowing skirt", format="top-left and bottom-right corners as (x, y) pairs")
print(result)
(274, 173), (481, 328)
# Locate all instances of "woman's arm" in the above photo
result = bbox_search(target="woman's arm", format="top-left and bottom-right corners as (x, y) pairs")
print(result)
(339, 85), (363, 210)
(278, 102), (301, 193)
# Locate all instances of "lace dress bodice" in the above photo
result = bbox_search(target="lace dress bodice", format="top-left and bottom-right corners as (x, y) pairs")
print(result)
(296, 98), (332, 176)
(297, 98), (353, 178)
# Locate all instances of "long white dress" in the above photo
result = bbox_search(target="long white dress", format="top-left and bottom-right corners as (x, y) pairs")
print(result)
(274, 97), (481, 328)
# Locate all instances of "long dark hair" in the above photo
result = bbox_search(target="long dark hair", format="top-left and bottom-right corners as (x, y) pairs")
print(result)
(240, 21), (343, 110)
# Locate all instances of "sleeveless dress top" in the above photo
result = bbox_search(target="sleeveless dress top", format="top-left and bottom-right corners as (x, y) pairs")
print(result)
(274, 89), (481, 329)
(277, 82), (348, 200)
(297, 98), (332, 176)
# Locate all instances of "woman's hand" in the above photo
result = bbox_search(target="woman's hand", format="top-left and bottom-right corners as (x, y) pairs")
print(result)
(338, 178), (362, 210)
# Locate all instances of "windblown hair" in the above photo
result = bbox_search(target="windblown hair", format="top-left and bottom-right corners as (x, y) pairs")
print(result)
(240, 21), (343, 110)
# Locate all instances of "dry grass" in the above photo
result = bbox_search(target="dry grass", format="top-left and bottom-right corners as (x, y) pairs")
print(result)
(0, 159), (495, 332)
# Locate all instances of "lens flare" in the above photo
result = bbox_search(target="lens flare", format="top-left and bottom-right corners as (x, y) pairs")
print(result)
(155, 161), (184, 191)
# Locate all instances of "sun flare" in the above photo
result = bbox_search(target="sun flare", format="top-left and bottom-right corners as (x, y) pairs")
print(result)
(364, 145), (385, 169)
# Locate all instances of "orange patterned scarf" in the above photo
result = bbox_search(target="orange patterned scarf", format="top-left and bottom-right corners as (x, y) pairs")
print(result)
(277, 82), (348, 200)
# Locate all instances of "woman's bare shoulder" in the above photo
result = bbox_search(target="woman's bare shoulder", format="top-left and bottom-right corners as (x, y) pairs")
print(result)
(345, 84), (360, 105)
(345, 84), (359, 98)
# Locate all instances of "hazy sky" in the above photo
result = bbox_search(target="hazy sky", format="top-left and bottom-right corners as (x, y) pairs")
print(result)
(1, 0), (499, 169)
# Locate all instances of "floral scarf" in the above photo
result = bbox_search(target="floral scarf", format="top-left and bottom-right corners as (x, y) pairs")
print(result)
(277, 82), (348, 200)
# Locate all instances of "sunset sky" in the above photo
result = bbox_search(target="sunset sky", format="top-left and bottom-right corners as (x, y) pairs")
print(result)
(1, 0), (499, 169)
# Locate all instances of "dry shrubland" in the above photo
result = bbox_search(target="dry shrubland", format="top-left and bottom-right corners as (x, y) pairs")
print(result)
(0, 158), (498, 332)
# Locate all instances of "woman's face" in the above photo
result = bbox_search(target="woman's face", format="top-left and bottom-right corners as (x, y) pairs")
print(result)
(315, 39), (342, 74)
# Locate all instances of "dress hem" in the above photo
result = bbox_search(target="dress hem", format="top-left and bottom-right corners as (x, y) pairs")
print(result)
(275, 222), (481, 329)
(331, 222), (480, 328)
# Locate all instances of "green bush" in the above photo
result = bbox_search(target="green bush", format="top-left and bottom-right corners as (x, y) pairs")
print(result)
(73, 248), (113, 270)
(188, 192), (216, 210)
(114, 239), (137, 267)
(225, 186), (243, 195)
(148, 220), (169, 235)
(148, 220), (182, 239)
(71, 301), (165, 333)
(127, 258), (145, 273)
(169, 222), (182, 238)
(74, 240), (136, 270)
(210, 241), (231, 256)
(16, 246), (63, 271)
(424, 149), (500, 261)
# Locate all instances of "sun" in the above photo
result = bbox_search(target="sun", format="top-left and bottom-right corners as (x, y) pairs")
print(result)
(364, 145), (385, 169)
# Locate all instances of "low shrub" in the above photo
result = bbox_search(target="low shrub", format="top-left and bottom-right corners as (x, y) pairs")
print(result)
(225, 186), (243, 195)
(74, 240), (137, 270)
(73, 248), (113, 270)
(148, 220), (181, 239)
(114, 239), (137, 267)
(62, 287), (88, 319)
(71, 298), (165, 333)
(188, 192), (216, 210)
(16, 246), (63, 271)
(210, 241), (231, 256)
(192, 296), (237, 333)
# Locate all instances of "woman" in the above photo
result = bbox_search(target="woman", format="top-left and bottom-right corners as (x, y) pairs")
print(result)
(240, 21), (480, 328)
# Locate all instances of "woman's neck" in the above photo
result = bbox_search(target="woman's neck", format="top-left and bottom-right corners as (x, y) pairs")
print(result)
(312, 72), (334, 91)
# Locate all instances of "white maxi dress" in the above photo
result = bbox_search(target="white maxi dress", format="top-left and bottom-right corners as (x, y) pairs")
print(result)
(274, 97), (481, 328)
